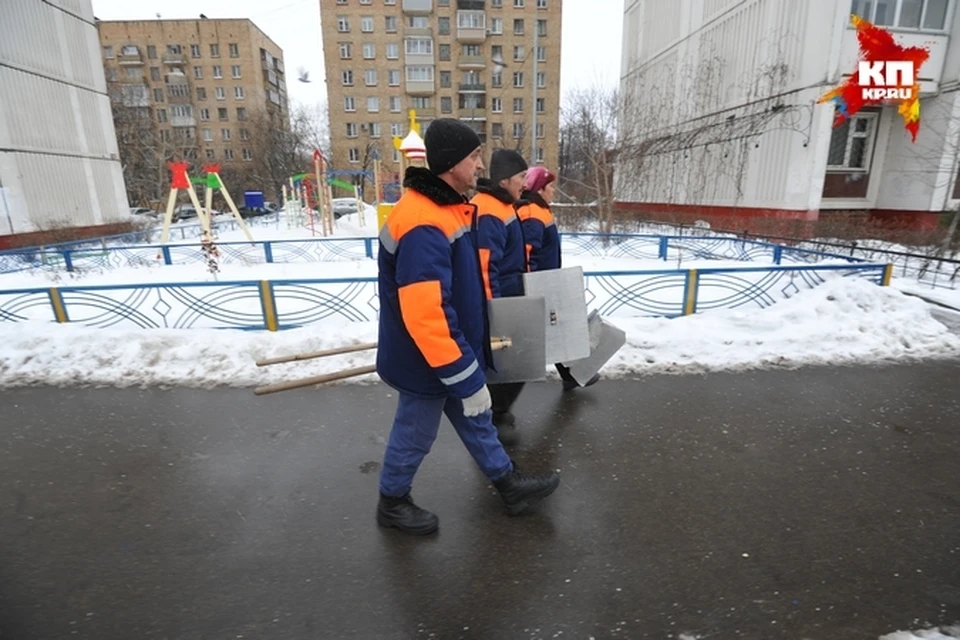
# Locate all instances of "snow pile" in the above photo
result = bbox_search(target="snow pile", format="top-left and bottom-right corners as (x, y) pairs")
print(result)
(1, 277), (957, 390)
(880, 627), (960, 640)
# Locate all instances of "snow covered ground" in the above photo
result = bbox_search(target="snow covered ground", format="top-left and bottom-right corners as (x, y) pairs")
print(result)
(1, 277), (957, 389)
(879, 628), (960, 640)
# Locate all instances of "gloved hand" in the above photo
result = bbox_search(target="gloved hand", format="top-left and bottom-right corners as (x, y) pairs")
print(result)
(461, 385), (492, 418)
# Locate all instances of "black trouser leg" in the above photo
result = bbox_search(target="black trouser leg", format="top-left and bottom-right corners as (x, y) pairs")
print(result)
(489, 382), (525, 420)
(555, 363), (577, 383)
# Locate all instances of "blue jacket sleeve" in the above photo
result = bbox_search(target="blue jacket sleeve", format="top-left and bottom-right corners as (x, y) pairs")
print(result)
(520, 217), (546, 273)
(394, 225), (486, 398)
(476, 214), (506, 299)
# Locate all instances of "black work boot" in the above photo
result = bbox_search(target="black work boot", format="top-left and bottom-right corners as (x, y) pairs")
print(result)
(376, 493), (439, 535)
(493, 411), (519, 446)
(493, 466), (561, 516)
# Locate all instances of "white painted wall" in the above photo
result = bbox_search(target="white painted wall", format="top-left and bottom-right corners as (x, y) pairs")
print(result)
(0, 0), (129, 238)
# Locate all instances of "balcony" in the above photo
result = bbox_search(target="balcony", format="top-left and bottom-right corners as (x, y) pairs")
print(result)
(404, 26), (434, 37)
(402, 0), (432, 13)
(459, 108), (486, 120)
(117, 50), (143, 65)
(405, 49), (435, 66)
(171, 115), (197, 128)
(263, 68), (278, 86)
(458, 56), (486, 69)
(162, 53), (186, 65)
(458, 82), (486, 92)
(457, 10), (487, 43)
(406, 80), (436, 95)
(413, 108), (437, 119)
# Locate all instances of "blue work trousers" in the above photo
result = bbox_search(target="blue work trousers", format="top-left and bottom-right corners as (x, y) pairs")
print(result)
(379, 392), (513, 498)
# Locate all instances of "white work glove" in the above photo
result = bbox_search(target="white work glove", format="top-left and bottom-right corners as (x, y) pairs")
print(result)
(461, 385), (492, 418)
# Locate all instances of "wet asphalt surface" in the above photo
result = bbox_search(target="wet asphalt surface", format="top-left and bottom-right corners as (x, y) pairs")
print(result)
(1, 360), (959, 640)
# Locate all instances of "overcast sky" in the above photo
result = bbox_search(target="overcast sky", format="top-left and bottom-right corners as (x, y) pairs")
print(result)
(90, 0), (623, 110)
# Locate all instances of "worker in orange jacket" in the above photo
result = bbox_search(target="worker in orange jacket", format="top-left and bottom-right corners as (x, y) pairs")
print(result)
(376, 119), (560, 535)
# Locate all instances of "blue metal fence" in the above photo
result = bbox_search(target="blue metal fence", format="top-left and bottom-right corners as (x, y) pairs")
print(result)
(0, 263), (888, 331)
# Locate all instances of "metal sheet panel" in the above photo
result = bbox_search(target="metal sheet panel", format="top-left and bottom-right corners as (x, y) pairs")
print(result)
(522, 266), (591, 363)
(486, 296), (547, 384)
(562, 311), (627, 385)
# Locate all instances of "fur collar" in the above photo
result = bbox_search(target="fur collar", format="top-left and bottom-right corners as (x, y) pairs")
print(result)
(519, 190), (550, 210)
(475, 178), (516, 205)
(403, 167), (468, 206)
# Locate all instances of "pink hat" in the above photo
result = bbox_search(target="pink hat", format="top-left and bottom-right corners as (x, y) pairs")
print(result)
(525, 166), (556, 193)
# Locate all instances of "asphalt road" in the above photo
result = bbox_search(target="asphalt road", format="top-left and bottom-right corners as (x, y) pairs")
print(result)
(1, 361), (959, 639)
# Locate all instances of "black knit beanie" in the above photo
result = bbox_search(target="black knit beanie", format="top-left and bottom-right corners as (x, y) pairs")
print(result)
(424, 119), (483, 175)
(489, 149), (528, 184)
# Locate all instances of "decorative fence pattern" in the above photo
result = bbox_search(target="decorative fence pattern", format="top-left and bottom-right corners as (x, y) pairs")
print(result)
(0, 263), (890, 331)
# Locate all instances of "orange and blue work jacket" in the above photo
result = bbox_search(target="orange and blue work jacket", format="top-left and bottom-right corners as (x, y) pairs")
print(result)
(471, 179), (527, 299)
(516, 190), (561, 272)
(376, 168), (492, 399)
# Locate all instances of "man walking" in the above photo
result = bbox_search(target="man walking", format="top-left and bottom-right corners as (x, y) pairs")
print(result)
(472, 149), (529, 445)
(376, 119), (560, 536)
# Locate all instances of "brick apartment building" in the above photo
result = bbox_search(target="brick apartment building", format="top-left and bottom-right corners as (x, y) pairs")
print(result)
(97, 18), (289, 205)
(319, 0), (563, 189)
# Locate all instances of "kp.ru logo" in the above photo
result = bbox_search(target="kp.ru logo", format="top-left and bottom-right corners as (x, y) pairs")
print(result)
(818, 15), (930, 142)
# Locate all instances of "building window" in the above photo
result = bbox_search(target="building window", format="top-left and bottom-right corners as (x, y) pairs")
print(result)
(219, 108), (229, 121)
(222, 128), (231, 140)
(406, 66), (434, 82)
(390, 96), (402, 112)
(210, 44), (220, 58)
(393, 149), (401, 163)
(492, 97), (502, 113)
(388, 70), (401, 86)
(537, 71), (546, 88)
(147, 45), (157, 59)
(365, 69), (378, 85)
(852, 0), (948, 30)
(536, 122), (544, 138)
(463, 44), (481, 57)
(492, 72), (502, 88)
(514, 18), (524, 34)
(157, 109), (167, 123)
(240, 128), (249, 140)
(514, 45), (525, 61)
(154, 87), (164, 102)
(197, 87), (207, 100)
(458, 11), (486, 29)
(823, 111), (879, 199)
(243, 148), (252, 161)
(440, 71), (452, 88)
(343, 70), (354, 85)
(235, 86), (245, 99)
(200, 108), (210, 121)
(213, 65), (223, 79)
(441, 97), (453, 113)
(216, 86), (226, 100)
(103, 46), (114, 59)
(361, 16), (374, 32)
(190, 44), (201, 58)
(440, 44), (451, 61)
(537, 0), (547, 7)
(392, 123), (403, 136)
(367, 96), (380, 112)
(151, 67), (161, 81)
(491, 18), (503, 34)
(229, 43), (240, 58)
(347, 123), (358, 137)
(231, 65), (241, 78)
(492, 123), (503, 138)
(514, 0), (525, 6)
(385, 16), (398, 32)
(224, 148), (234, 160)
(370, 123), (381, 137)
(537, 19), (547, 37)
(202, 128), (213, 142)
(536, 97), (545, 113)
(513, 122), (524, 139)
(169, 84), (189, 98)
(537, 46), (546, 62)
(412, 96), (431, 109)
(205, 149), (216, 160)
(125, 67), (143, 79)
(386, 43), (399, 59)
(338, 16), (350, 32)
(406, 38), (433, 55)
(349, 148), (360, 163)
(193, 66), (203, 79)
(439, 17), (451, 35)
(345, 96), (356, 111)
(536, 147), (544, 163)
(237, 107), (247, 121)
(363, 43), (376, 59)
(340, 43), (352, 59)
(513, 71), (524, 87)
(513, 97), (523, 112)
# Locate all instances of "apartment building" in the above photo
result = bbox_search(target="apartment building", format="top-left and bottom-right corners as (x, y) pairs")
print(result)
(616, 0), (960, 229)
(0, 0), (129, 249)
(97, 18), (289, 202)
(320, 0), (562, 182)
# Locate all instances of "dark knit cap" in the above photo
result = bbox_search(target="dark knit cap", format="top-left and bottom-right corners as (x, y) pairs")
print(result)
(424, 118), (483, 175)
(489, 149), (529, 184)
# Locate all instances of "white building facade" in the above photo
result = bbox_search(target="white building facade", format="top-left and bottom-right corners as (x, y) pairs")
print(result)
(616, 0), (960, 226)
(0, 0), (129, 249)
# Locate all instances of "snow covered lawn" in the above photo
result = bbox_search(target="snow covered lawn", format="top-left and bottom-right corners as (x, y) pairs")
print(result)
(1, 278), (957, 390)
